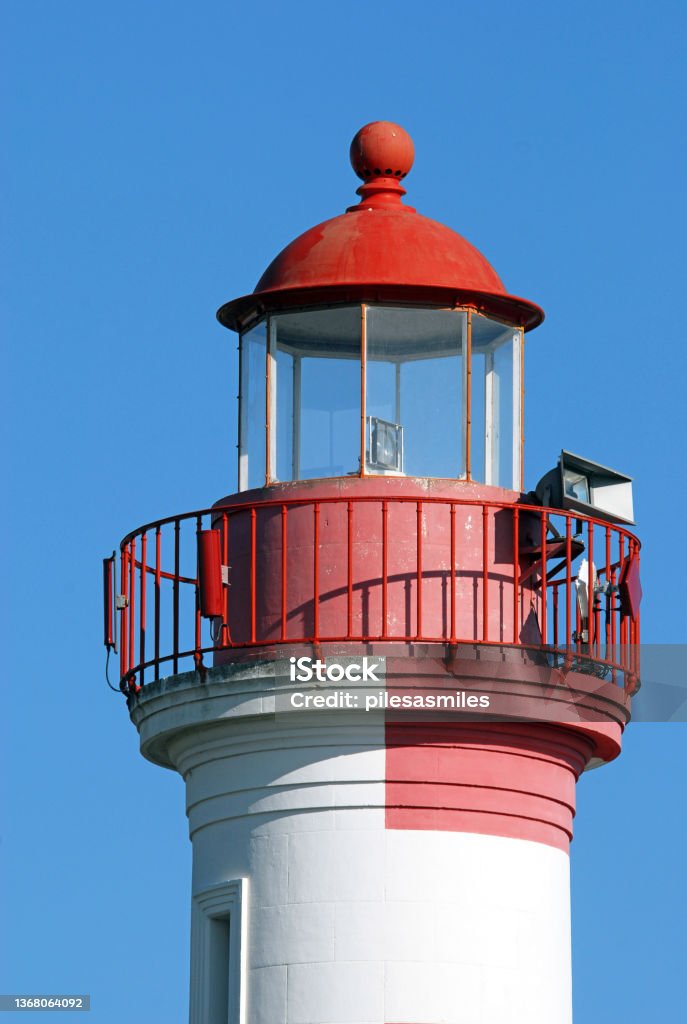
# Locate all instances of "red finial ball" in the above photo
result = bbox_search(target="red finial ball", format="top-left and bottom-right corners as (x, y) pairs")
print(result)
(350, 121), (415, 182)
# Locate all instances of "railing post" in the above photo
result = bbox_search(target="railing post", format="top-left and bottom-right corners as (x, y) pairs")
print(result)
(347, 502), (353, 639)
(604, 525), (612, 660)
(120, 545), (128, 685)
(154, 527), (161, 681)
(129, 536), (136, 683)
(281, 505), (288, 643)
(512, 507), (520, 644)
(139, 531), (147, 689)
(222, 511), (231, 647)
(450, 503), (457, 643)
(313, 504), (320, 641)
(173, 521), (180, 674)
(194, 515), (203, 667)
(618, 534), (628, 662)
(565, 515), (572, 652)
(382, 501), (388, 640)
(250, 508), (257, 644)
(587, 519), (594, 655)
(633, 543), (641, 678)
(539, 511), (547, 647)
(482, 506), (489, 642)
(416, 501), (423, 639)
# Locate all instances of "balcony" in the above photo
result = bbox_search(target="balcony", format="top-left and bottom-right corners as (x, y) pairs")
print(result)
(104, 490), (640, 697)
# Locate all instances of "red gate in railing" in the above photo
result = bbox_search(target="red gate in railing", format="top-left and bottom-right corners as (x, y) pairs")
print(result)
(104, 496), (640, 695)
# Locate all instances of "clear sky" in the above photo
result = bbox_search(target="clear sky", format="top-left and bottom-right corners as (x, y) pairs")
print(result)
(2, 1), (686, 1021)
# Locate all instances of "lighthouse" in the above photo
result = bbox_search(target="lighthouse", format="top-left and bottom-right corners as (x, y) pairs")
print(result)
(104, 121), (640, 1024)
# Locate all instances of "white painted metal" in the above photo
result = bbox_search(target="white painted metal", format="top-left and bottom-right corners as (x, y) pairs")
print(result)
(268, 319), (277, 483)
(238, 333), (248, 492)
(292, 356), (301, 481)
(484, 350), (496, 486)
(513, 330), (522, 492)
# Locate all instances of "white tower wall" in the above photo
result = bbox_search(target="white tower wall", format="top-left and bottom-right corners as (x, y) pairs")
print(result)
(133, 663), (575, 1024)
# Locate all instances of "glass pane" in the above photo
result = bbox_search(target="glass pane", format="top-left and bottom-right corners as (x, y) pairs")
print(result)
(275, 341), (294, 483)
(366, 307), (466, 477)
(239, 320), (266, 490)
(471, 315), (521, 489)
(494, 334), (514, 487)
(272, 307), (361, 480)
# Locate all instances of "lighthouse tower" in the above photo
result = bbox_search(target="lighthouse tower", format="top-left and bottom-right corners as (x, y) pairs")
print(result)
(105, 122), (640, 1024)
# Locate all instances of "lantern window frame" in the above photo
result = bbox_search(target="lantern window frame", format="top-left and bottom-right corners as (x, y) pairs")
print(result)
(237, 304), (524, 492)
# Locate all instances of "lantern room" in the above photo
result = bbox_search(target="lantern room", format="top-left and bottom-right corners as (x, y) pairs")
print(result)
(218, 121), (544, 494)
(236, 306), (524, 489)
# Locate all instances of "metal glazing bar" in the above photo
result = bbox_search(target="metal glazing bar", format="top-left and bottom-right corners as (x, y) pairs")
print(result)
(510, 330), (521, 491)
(267, 319), (277, 484)
(465, 310), (472, 479)
(265, 319), (271, 487)
(395, 361), (401, 425)
(360, 305), (367, 476)
(484, 350), (496, 486)
(519, 331), (525, 492)
(238, 334), (247, 491)
(293, 357), (301, 480)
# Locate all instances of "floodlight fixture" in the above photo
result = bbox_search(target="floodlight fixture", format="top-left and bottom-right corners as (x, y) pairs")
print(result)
(535, 450), (634, 525)
(367, 416), (404, 473)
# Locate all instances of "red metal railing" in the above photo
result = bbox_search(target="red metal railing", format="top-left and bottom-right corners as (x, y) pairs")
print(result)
(105, 497), (641, 695)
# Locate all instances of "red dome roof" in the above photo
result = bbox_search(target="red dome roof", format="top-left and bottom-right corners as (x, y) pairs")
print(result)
(254, 207), (506, 295)
(218, 122), (543, 331)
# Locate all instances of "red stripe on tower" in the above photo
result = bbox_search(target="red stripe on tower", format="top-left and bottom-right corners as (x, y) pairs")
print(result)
(385, 721), (596, 852)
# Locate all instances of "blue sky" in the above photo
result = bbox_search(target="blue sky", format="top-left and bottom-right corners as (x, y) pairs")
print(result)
(2, 1), (686, 1020)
